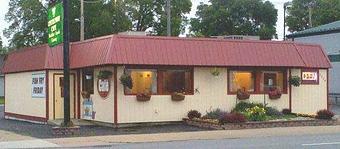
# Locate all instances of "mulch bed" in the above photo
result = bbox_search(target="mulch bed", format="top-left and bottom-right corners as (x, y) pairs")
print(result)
(183, 118), (339, 130)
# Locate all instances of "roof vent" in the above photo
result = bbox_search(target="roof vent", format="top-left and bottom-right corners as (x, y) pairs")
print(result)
(118, 31), (147, 36)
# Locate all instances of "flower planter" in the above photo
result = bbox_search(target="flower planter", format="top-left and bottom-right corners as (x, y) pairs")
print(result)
(268, 88), (282, 100)
(269, 93), (281, 99)
(136, 94), (151, 102)
(236, 88), (250, 100)
(237, 94), (250, 100)
(171, 93), (185, 101)
(81, 91), (90, 99)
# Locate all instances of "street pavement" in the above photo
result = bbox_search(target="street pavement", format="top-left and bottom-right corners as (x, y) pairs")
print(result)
(82, 133), (340, 149)
(2, 105), (340, 148)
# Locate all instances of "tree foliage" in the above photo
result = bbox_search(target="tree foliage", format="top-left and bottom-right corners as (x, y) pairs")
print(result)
(286, 0), (340, 32)
(3, 0), (192, 49)
(126, 0), (192, 36)
(190, 0), (278, 40)
(4, 0), (48, 49)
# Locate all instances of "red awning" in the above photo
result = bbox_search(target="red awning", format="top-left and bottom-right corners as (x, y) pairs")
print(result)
(2, 35), (331, 73)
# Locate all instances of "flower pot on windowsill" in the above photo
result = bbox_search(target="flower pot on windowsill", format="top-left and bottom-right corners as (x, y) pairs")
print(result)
(268, 89), (282, 100)
(136, 93), (151, 102)
(171, 92), (185, 101)
(236, 89), (250, 100)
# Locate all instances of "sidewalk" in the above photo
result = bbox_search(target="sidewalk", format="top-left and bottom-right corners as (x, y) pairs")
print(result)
(46, 125), (340, 148)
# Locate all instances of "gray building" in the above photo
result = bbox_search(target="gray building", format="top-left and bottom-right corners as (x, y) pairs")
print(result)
(287, 20), (340, 94)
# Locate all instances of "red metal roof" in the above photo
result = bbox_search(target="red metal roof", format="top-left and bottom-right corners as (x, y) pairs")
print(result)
(3, 35), (331, 73)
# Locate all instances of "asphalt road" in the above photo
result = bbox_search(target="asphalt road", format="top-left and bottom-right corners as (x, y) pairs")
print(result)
(81, 133), (340, 149)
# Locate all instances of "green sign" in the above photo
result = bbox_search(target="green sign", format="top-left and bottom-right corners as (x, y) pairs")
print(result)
(48, 2), (63, 47)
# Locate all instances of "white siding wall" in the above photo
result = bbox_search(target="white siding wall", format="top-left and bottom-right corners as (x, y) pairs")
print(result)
(291, 69), (328, 114)
(117, 67), (290, 124)
(5, 71), (46, 118)
(80, 67), (115, 123)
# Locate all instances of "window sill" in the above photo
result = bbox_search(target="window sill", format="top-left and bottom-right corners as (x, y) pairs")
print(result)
(227, 92), (288, 95)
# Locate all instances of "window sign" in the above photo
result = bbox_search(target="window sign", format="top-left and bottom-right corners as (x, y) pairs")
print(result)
(32, 73), (46, 98)
(301, 69), (319, 84)
(48, 2), (63, 47)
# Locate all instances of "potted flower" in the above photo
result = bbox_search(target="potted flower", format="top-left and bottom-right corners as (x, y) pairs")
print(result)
(268, 87), (282, 100)
(97, 70), (113, 79)
(236, 88), (250, 100)
(171, 92), (185, 101)
(136, 92), (151, 102)
(289, 76), (301, 87)
(119, 73), (133, 89)
(210, 67), (220, 77)
(81, 91), (90, 99)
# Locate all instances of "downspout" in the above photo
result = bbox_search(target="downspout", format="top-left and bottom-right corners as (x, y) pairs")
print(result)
(289, 69), (292, 111)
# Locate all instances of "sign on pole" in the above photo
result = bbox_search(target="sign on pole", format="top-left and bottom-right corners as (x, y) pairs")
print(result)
(48, 2), (63, 47)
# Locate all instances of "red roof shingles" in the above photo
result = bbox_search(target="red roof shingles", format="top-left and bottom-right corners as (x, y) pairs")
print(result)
(2, 35), (331, 73)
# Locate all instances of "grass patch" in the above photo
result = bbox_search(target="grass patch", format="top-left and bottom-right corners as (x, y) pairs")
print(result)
(0, 97), (4, 104)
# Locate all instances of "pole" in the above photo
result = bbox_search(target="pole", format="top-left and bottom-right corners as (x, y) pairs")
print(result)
(308, 5), (313, 28)
(166, 0), (171, 36)
(283, 5), (286, 40)
(63, 0), (71, 126)
(80, 0), (85, 41)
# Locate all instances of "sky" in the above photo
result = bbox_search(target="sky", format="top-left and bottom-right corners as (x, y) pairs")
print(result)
(0, 0), (291, 46)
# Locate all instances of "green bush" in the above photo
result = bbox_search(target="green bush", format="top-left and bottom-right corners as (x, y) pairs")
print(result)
(187, 110), (201, 119)
(316, 109), (334, 120)
(233, 102), (264, 113)
(203, 108), (227, 120)
(244, 106), (266, 121)
(282, 108), (291, 115)
(265, 107), (283, 117)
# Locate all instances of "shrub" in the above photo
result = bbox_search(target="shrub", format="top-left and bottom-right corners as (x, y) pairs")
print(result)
(282, 108), (291, 115)
(316, 109), (334, 120)
(219, 112), (246, 124)
(203, 108), (227, 120)
(265, 107), (283, 117)
(244, 106), (266, 121)
(233, 102), (264, 113)
(187, 110), (201, 119)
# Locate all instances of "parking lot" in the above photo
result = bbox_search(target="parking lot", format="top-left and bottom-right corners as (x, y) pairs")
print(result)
(0, 105), (207, 139)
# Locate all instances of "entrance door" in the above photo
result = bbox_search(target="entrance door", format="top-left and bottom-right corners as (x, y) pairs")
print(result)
(54, 74), (75, 119)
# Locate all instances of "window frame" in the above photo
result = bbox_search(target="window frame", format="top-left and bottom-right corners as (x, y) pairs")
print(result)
(227, 68), (288, 95)
(123, 66), (194, 96)
(227, 70), (256, 94)
(123, 68), (158, 95)
(82, 68), (94, 94)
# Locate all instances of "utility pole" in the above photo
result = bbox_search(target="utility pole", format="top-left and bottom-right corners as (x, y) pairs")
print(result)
(166, 0), (171, 36)
(308, 5), (313, 28)
(283, 2), (292, 40)
(63, 0), (71, 126)
(307, 1), (316, 28)
(80, 0), (85, 41)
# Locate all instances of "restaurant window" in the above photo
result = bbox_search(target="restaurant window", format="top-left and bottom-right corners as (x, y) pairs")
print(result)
(125, 69), (157, 94)
(260, 71), (285, 92)
(229, 71), (255, 92)
(82, 69), (94, 94)
(160, 69), (193, 94)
